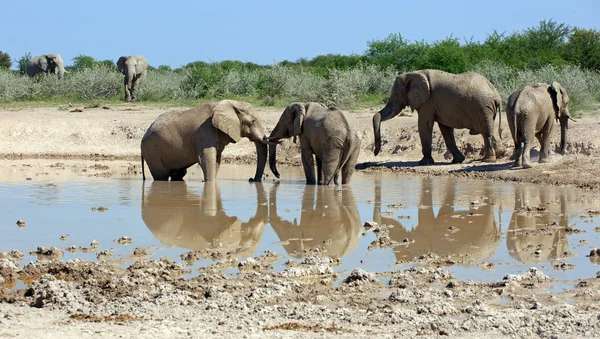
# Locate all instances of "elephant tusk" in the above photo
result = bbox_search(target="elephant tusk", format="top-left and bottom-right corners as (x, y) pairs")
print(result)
(568, 117), (577, 122)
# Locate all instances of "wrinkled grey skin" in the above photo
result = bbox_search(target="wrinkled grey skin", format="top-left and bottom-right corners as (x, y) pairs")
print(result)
(142, 181), (267, 257)
(141, 100), (269, 182)
(26, 54), (66, 79)
(267, 102), (362, 185)
(506, 82), (573, 169)
(117, 56), (148, 102)
(373, 69), (505, 165)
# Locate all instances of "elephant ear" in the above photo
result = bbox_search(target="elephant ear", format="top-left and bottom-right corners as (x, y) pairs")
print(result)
(291, 103), (306, 137)
(135, 56), (148, 73)
(37, 56), (49, 71)
(549, 82), (564, 121)
(405, 72), (430, 111)
(117, 57), (128, 74)
(212, 100), (242, 143)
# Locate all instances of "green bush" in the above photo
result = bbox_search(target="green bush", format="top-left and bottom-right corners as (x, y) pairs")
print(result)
(137, 69), (188, 101)
(0, 51), (11, 69)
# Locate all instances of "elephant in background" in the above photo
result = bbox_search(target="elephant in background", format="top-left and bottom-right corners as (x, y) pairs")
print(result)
(373, 176), (502, 261)
(506, 82), (575, 168)
(506, 185), (569, 264)
(26, 54), (66, 79)
(267, 102), (362, 185)
(269, 183), (362, 258)
(142, 181), (267, 258)
(373, 70), (505, 165)
(141, 100), (271, 182)
(117, 56), (148, 102)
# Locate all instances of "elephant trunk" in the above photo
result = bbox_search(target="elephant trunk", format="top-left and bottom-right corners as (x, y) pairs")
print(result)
(373, 112), (382, 156)
(559, 116), (568, 154)
(251, 141), (268, 182)
(268, 142), (280, 178)
(57, 67), (65, 80)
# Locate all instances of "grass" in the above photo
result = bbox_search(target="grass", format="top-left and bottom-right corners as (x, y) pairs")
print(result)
(1, 63), (599, 115)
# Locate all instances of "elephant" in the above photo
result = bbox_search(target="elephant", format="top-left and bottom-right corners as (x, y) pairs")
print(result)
(141, 100), (270, 182)
(506, 185), (569, 264)
(142, 181), (267, 258)
(117, 56), (148, 102)
(266, 102), (362, 185)
(269, 183), (362, 258)
(506, 82), (575, 168)
(373, 69), (506, 165)
(26, 54), (66, 79)
(373, 176), (502, 261)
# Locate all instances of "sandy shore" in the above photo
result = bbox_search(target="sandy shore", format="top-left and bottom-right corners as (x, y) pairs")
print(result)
(1, 103), (600, 338)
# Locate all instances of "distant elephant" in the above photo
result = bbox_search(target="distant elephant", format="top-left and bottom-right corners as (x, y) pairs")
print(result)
(267, 102), (362, 185)
(117, 56), (148, 102)
(373, 70), (505, 165)
(373, 177), (502, 261)
(506, 185), (569, 263)
(141, 100), (270, 182)
(26, 54), (66, 79)
(142, 181), (267, 257)
(506, 82), (575, 168)
(269, 183), (362, 258)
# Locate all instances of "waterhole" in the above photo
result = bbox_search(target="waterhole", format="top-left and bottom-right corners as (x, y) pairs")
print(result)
(1, 160), (599, 288)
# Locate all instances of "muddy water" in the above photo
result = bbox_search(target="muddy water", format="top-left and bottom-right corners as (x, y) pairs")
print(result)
(1, 161), (600, 287)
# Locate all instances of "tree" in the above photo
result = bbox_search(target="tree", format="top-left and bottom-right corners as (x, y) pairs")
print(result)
(71, 54), (98, 71)
(564, 28), (600, 71)
(0, 51), (11, 69)
(17, 52), (31, 74)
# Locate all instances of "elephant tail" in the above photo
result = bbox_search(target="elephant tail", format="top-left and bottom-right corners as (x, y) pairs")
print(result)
(496, 100), (503, 140)
(141, 154), (146, 181)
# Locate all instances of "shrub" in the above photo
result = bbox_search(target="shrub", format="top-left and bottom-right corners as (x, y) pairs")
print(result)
(0, 51), (11, 69)
(137, 69), (188, 101)
(16, 53), (31, 75)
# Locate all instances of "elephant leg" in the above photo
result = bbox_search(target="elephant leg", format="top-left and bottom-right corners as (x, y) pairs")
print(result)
(418, 114), (435, 165)
(199, 147), (218, 182)
(216, 150), (223, 173)
(521, 134), (533, 169)
(438, 124), (465, 164)
(131, 74), (143, 102)
(538, 119), (553, 163)
(480, 113), (497, 163)
(512, 131), (523, 167)
(341, 149), (360, 185)
(316, 157), (323, 185)
(301, 147), (316, 185)
(321, 161), (338, 186)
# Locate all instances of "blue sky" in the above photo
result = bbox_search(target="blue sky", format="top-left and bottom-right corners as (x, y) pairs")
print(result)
(1, 0), (598, 68)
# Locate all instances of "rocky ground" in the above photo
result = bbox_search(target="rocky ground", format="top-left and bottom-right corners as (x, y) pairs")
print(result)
(1, 103), (600, 338)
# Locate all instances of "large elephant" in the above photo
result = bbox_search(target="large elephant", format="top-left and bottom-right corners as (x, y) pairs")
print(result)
(269, 183), (362, 258)
(373, 70), (505, 165)
(373, 176), (502, 261)
(267, 102), (362, 185)
(142, 181), (267, 257)
(506, 185), (569, 263)
(117, 56), (148, 102)
(506, 82), (574, 168)
(26, 54), (66, 79)
(141, 100), (269, 182)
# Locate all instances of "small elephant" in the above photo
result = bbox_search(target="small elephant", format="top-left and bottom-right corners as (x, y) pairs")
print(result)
(142, 181), (267, 258)
(269, 183), (362, 258)
(506, 82), (575, 168)
(267, 102), (362, 185)
(26, 54), (66, 79)
(373, 69), (505, 165)
(141, 100), (270, 182)
(117, 56), (148, 102)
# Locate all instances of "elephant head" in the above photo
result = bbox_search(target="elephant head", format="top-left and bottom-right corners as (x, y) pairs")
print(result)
(28, 54), (66, 79)
(373, 72), (429, 155)
(266, 102), (327, 178)
(117, 56), (148, 81)
(212, 100), (270, 182)
(548, 82), (574, 154)
(141, 181), (267, 257)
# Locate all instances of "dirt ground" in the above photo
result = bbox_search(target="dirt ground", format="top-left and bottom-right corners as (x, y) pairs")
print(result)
(1, 103), (600, 338)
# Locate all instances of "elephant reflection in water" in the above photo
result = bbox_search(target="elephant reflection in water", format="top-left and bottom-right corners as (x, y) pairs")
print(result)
(507, 185), (569, 264)
(269, 184), (362, 258)
(141, 181), (267, 257)
(373, 177), (502, 261)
